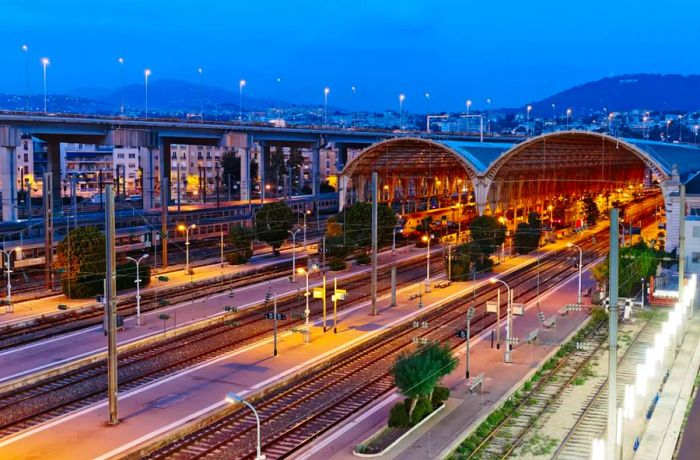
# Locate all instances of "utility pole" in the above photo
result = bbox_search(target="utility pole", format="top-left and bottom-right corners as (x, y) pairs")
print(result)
(608, 207), (620, 460)
(371, 172), (378, 315)
(105, 184), (119, 425)
(43, 173), (53, 290)
(679, 185), (686, 304)
(161, 177), (169, 269)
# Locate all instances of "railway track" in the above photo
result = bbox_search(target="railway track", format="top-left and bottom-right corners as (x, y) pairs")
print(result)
(0, 256), (438, 437)
(0, 257), (307, 351)
(140, 232), (610, 460)
(552, 317), (660, 459)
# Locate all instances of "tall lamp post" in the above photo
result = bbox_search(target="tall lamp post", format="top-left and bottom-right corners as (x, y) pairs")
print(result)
(568, 242), (583, 305)
(526, 104), (532, 137)
(490, 277), (513, 363)
(239, 79), (246, 121)
(399, 93), (405, 131)
(288, 228), (301, 282)
(144, 68), (151, 118)
(298, 263), (319, 343)
(41, 57), (50, 113)
(126, 253), (149, 325)
(225, 393), (266, 460)
(422, 233), (432, 293)
(323, 87), (330, 126)
(566, 108), (572, 130)
(118, 57), (125, 115)
(303, 209), (311, 249)
(198, 67), (204, 120)
(22, 45), (29, 111)
(2, 247), (19, 313)
(178, 223), (196, 274)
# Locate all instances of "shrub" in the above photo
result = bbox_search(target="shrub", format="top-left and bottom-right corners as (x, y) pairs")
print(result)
(328, 258), (347, 271)
(225, 252), (248, 265)
(591, 307), (609, 324)
(388, 401), (410, 428)
(410, 397), (433, 425)
(355, 252), (371, 265)
(115, 262), (152, 292)
(432, 386), (450, 406)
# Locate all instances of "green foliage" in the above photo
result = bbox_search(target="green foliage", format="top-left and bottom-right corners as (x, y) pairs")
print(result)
(410, 397), (433, 425)
(325, 217), (343, 238)
(220, 151), (240, 187)
(115, 261), (152, 291)
(469, 215), (506, 256)
(593, 241), (664, 297)
(388, 402), (411, 428)
(355, 252), (371, 265)
(325, 235), (350, 259)
(328, 258), (347, 271)
(286, 148), (305, 194)
(583, 197), (600, 226)
(320, 181), (335, 193)
(449, 242), (496, 281)
(56, 226), (106, 298)
(591, 307), (609, 324)
(227, 225), (254, 263)
(513, 212), (542, 254)
(432, 386), (450, 406)
(336, 202), (396, 250)
(255, 202), (293, 255)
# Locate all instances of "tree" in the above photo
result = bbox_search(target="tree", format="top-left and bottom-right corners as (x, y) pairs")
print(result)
(55, 226), (106, 298)
(513, 212), (542, 254)
(287, 148), (305, 194)
(268, 147), (287, 186)
(592, 241), (663, 298)
(226, 225), (254, 264)
(469, 215), (506, 256)
(325, 216), (343, 237)
(116, 262), (152, 291)
(220, 150), (240, 185)
(583, 197), (600, 227)
(336, 202), (396, 250)
(255, 201), (293, 255)
(320, 181), (335, 193)
(392, 341), (457, 419)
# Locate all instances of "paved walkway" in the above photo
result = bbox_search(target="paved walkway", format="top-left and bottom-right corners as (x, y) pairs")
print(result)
(300, 266), (599, 460)
(0, 232), (589, 459)
(0, 245), (426, 384)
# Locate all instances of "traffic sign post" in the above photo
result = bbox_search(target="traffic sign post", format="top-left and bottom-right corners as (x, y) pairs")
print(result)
(332, 277), (347, 334)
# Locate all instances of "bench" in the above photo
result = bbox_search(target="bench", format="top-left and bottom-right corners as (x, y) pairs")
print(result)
(543, 316), (556, 329)
(469, 372), (485, 393)
(559, 307), (569, 316)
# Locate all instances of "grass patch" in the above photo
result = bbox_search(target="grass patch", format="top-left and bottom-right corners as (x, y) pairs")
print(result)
(521, 432), (559, 456)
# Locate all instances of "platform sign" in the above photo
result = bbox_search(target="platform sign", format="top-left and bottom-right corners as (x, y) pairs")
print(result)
(455, 329), (468, 339)
(333, 289), (347, 301)
(312, 287), (324, 299)
(486, 301), (498, 313)
(264, 312), (287, 320)
(512, 303), (525, 316)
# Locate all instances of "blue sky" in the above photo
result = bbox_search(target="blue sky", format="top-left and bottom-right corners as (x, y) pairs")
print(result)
(1, 0), (698, 111)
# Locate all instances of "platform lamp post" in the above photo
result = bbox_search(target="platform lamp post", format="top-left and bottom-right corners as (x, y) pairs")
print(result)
(490, 277), (513, 363)
(178, 223), (196, 274)
(568, 242), (583, 305)
(126, 253), (149, 326)
(303, 208), (311, 250)
(239, 79), (246, 121)
(422, 233), (432, 293)
(41, 57), (49, 113)
(2, 247), (19, 313)
(288, 228), (301, 282)
(144, 68), (151, 118)
(298, 263), (319, 343)
(225, 393), (266, 460)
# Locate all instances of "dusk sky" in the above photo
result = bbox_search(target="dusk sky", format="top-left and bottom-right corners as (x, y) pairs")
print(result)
(1, 0), (698, 112)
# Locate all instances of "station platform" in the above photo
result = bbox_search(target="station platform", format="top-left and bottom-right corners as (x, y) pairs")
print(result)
(0, 231), (594, 460)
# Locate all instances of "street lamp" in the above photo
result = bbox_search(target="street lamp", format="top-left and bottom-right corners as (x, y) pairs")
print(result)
(118, 57), (125, 115)
(41, 57), (49, 113)
(303, 208), (311, 249)
(399, 93), (405, 131)
(225, 393), (266, 460)
(298, 263), (319, 343)
(490, 277), (513, 363)
(2, 247), (20, 313)
(350, 85), (356, 126)
(198, 67), (204, 120)
(21, 45), (29, 111)
(678, 115), (683, 142)
(126, 254), (149, 325)
(144, 68), (151, 118)
(288, 228), (301, 282)
(422, 234), (432, 293)
(526, 104), (532, 137)
(466, 99), (472, 132)
(425, 92), (430, 120)
(566, 108), (572, 130)
(567, 242), (583, 305)
(178, 223), (196, 274)
(239, 79), (246, 121)
(323, 87), (330, 126)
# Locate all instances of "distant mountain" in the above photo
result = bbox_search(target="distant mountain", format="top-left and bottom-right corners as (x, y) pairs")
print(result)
(529, 74), (700, 115)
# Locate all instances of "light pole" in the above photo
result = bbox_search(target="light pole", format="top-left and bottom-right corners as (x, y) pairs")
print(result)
(609, 112), (615, 135)
(22, 45), (29, 111)
(568, 242), (583, 305)
(239, 79), (246, 121)
(144, 68), (151, 118)
(490, 277), (513, 363)
(298, 263), (318, 343)
(288, 228), (301, 282)
(678, 115), (683, 142)
(486, 98), (492, 133)
(350, 85), (356, 126)
(2, 247), (19, 313)
(118, 57), (125, 115)
(399, 93), (405, 131)
(41, 57), (49, 113)
(425, 92), (430, 122)
(422, 233), (432, 293)
(466, 306), (475, 378)
(566, 108), (572, 130)
(303, 209), (310, 249)
(323, 87), (330, 126)
(198, 67), (204, 120)
(126, 254), (149, 325)
(466, 99), (472, 132)
(526, 104), (532, 137)
(178, 223), (196, 274)
(225, 393), (266, 460)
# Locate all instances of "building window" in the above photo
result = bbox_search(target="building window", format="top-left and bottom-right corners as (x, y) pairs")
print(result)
(23, 141), (28, 150)
(693, 252), (700, 264)
(24, 153), (29, 162)
(693, 226), (700, 238)
(117, 153), (125, 159)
